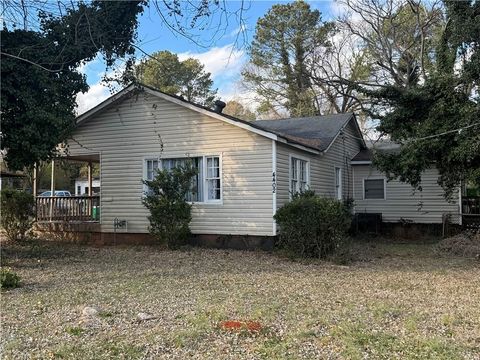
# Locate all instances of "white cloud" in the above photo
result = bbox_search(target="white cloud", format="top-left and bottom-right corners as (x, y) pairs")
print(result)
(329, 0), (363, 22)
(228, 24), (247, 38)
(75, 83), (111, 115)
(77, 56), (102, 76)
(178, 43), (246, 94)
(75, 44), (248, 114)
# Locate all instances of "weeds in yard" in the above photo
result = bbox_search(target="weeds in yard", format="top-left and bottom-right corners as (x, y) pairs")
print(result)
(97, 311), (114, 319)
(0, 267), (20, 289)
(1, 241), (479, 359)
(65, 326), (84, 336)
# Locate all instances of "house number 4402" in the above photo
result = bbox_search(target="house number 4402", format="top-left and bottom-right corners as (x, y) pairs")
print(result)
(272, 172), (276, 193)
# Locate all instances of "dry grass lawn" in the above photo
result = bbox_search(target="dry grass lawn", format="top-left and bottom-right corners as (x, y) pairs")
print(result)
(1, 240), (479, 359)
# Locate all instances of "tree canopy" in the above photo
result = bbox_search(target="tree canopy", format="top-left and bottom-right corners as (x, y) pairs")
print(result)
(1, 1), (145, 171)
(367, 0), (480, 198)
(223, 100), (256, 121)
(1, 0), (245, 171)
(242, 1), (334, 117)
(135, 50), (217, 106)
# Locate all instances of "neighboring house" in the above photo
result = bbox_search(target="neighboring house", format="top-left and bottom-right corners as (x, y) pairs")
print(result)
(74, 178), (100, 195)
(37, 84), (467, 243)
(0, 170), (26, 191)
(0, 155), (26, 191)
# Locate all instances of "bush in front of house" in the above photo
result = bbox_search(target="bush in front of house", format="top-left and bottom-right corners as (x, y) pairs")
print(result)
(0, 268), (21, 289)
(274, 191), (353, 258)
(142, 163), (198, 249)
(0, 189), (35, 242)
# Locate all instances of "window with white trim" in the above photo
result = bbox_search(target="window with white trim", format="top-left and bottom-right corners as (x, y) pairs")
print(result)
(145, 159), (159, 181)
(364, 179), (385, 199)
(290, 157), (309, 194)
(205, 156), (221, 201)
(144, 159), (160, 195)
(143, 156), (221, 203)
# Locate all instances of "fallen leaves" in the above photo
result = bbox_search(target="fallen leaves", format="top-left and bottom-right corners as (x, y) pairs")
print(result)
(1, 240), (479, 359)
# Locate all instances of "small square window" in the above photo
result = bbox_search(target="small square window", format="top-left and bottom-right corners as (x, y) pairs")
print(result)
(364, 179), (385, 199)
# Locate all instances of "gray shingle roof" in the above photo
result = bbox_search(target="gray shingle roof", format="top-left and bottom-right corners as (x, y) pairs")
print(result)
(351, 149), (372, 162)
(254, 113), (354, 151)
(351, 141), (402, 163)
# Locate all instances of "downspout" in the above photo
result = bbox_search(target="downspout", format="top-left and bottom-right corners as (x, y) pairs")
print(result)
(272, 140), (277, 236)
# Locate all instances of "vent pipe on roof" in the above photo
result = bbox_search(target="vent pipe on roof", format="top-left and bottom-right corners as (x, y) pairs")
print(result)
(213, 100), (226, 113)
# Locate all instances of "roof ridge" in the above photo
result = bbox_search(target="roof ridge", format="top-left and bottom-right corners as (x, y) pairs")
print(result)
(255, 113), (354, 122)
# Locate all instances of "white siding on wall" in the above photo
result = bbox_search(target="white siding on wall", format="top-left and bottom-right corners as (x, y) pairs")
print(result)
(353, 165), (460, 223)
(276, 120), (363, 209)
(67, 92), (274, 236)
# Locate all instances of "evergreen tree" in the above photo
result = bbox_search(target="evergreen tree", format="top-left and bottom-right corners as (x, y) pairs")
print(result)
(370, 0), (480, 198)
(242, 1), (334, 117)
(135, 51), (217, 106)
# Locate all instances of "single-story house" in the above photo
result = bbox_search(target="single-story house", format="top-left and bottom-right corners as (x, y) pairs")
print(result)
(0, 155), (27, 191)
(0, 170), (26, 191)
(36, 84), (470, 244)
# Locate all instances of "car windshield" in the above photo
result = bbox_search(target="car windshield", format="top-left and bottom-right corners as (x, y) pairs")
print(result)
(40, 191), (70, 196)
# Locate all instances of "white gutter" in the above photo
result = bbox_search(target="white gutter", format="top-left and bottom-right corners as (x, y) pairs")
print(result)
(272, 140), (277, 236)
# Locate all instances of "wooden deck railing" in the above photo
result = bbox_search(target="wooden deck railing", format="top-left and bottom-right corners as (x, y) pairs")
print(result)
(462, 196), (480, 215)
(36, 196), (100, 222)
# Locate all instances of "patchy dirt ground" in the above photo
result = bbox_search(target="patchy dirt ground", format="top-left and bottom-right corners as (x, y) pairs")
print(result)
(1, 240), (479, 359)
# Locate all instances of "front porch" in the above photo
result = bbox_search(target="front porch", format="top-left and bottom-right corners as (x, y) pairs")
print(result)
(36, 195), (100, 222)
(34, 153), (101, 225)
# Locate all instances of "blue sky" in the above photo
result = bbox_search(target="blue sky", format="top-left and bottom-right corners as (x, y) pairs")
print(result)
(77, 1), (337, 113)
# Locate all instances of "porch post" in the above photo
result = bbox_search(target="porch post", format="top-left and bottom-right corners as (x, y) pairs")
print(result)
(49, 160), (55, 220)
(88, 161), (93, 219)
(32, 163), (37, 197)
(87, 161), (93, 196)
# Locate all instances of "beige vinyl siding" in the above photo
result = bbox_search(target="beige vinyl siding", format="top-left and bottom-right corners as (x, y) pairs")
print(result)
(276, 120), (363, 209)
(353, 165), (460, 223)
(67, 92), (274, 236)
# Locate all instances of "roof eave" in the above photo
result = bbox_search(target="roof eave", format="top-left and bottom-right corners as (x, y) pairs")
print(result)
(351, 160), (372, 165)
(322, 113), (366, 153)
(76, 84), (136, 124)
(75, 84), (282, 143)
(276, 137), (321, 155)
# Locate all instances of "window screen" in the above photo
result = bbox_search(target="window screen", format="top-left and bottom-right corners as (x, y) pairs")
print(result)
(364, 179), (385, 199)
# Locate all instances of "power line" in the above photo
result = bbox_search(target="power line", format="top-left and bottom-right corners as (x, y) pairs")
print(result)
(407, 122), (480, 142)
(340, 121), (480, 144)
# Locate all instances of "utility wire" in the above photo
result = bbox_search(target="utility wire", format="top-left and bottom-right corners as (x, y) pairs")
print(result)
(407, 122), (480, 142)
(341, 121), (480, 144)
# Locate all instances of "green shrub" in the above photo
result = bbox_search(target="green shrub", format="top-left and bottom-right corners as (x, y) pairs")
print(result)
(0, 189), (35, 242)
(0, 268), (21, 289)
(142, 163), (197, 249)
(274, 191), (353, 258)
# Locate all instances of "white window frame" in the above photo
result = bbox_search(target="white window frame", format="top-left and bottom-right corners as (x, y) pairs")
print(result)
(289, 154), (310, 197)
(363, 177), (386, 200)
(142, 154), (222, 204)
(203, 155), (223, 204)
(334, 166), (342, 200)
(143, 157), (160, 194)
